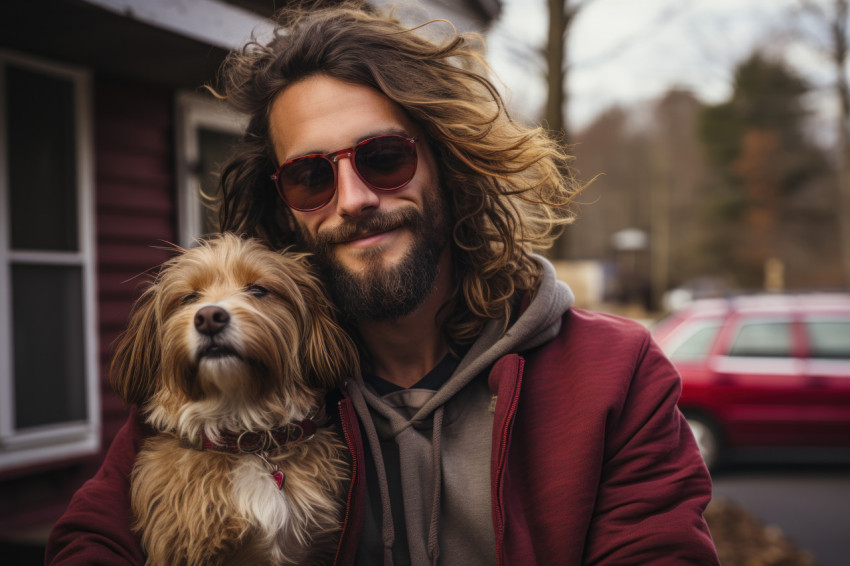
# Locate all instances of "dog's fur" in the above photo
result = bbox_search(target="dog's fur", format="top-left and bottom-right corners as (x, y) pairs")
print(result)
(111, 234), (359, 565)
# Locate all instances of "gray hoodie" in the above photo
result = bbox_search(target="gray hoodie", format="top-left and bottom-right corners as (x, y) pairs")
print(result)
(346, 256), (575, 566)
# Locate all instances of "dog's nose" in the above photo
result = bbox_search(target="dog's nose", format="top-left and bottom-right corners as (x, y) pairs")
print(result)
(194, 306), (230, 336)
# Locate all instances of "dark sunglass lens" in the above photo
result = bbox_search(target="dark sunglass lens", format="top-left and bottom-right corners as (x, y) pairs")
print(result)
(278, 157), (335, 210)
(355, 137), (416, 190)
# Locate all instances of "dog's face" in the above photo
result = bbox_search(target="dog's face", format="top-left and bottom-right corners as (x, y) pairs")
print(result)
(110, 234), (358, 428)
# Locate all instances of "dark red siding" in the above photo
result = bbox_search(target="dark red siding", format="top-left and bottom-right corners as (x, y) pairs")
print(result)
(0, 77), (178, 535)
(94, 78), (178, 441)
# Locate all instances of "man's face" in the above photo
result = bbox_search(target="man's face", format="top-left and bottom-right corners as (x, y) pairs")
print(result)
(269, 75), (450, 321)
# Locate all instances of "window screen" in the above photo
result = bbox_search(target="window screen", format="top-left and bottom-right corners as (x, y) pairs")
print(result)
(197, 127), (240, 237)
(11, 264), (87, 429)
(6, 64), (78, 252)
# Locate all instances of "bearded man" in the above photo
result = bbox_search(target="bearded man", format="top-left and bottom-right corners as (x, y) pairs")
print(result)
(48, 3), (719, 565)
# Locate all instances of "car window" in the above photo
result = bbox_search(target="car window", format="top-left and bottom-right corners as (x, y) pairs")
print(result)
(805, 320), (850, 359)
(728, 321), (793, 358)
(669, 324), (722, 362)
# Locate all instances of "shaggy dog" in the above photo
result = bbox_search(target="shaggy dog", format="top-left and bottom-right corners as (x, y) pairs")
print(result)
(110, 234), (359, 565)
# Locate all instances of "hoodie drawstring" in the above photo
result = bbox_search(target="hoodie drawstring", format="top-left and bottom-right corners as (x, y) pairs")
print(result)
(348, 380), (447, 566)
(348, 383), (396, 566)
(427, 405), (445, 565)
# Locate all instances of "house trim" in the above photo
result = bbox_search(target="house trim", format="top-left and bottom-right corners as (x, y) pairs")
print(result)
(176, 91), (248, 247)
(82, 0), (275, 51)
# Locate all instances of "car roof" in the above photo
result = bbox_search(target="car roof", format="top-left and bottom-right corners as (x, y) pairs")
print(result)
(679, 293), (850, 317)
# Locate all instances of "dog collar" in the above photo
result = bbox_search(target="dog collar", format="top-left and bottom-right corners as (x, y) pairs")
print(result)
(181, 418), (318, 454)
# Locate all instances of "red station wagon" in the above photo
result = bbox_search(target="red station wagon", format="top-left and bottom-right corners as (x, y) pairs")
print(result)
(652, 294), (850, 469)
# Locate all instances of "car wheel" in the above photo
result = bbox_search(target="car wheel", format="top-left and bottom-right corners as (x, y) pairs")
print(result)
(685, 415), (723, 471)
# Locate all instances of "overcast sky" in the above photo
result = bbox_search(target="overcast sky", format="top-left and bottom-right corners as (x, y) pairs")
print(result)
(485, 0), (837, 132)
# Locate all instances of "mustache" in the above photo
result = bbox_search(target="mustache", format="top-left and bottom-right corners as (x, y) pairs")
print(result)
(312, 208), (424, 247)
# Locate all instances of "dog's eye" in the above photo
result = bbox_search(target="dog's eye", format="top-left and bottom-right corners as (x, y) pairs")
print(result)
(246, 284), (269, 298)
(181, 292), (200, 305)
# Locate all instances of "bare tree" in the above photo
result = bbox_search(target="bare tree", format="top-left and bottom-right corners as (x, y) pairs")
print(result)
(798, 0), (850, 287)
(545, 1), (689, 144)
(545, 0), (592, 144)
(546, 0), (597, 259)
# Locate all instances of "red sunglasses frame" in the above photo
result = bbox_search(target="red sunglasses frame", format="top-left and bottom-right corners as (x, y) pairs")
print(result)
(271, 135), (418, 212)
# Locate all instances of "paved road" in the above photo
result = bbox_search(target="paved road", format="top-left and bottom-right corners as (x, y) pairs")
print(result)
(712, 458), (850, 566)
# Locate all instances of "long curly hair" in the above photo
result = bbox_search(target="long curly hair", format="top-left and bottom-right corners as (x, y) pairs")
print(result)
(214, 2), (580, 343)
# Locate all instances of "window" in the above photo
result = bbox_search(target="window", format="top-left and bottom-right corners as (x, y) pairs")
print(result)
(806, 319), (850, 360)
(0, 52), (98, 470)
(669, 322), (722, 362)
(176, 92), (247, 246)
(728, 320), (793, 358)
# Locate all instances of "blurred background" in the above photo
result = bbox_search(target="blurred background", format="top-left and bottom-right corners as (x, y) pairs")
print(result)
(490, 0), (849, 316)
(0, 0), (848, 564)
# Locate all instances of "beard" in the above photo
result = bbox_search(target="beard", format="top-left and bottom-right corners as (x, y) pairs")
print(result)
(295, 188), (449, 322)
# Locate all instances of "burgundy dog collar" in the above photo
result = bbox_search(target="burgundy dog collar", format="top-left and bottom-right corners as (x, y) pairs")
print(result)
(180, 418), (318, 454)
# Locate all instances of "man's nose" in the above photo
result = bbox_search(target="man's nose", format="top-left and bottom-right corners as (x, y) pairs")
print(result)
(334, 155), (380, 217)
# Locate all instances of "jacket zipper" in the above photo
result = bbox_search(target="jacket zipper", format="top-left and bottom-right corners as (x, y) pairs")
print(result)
(493, 356), (525, 566)
(334, 398), (358, 566)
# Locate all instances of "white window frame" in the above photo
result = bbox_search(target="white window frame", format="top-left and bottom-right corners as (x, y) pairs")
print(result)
(0, 51), (99, 470)
(176, 91), (247, 247)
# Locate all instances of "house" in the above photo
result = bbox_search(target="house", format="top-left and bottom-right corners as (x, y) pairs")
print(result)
(0, 0), (500, 557)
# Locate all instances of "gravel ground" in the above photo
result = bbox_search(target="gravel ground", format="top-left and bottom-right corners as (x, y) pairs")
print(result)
(705, 498), (818, 566)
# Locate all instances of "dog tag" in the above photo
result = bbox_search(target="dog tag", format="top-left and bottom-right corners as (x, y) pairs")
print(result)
(272, 470), (285, 490)
(257, 451), (285, 490)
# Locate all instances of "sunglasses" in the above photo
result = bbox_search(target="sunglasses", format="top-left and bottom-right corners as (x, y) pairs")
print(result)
(271, 134), (418, 212)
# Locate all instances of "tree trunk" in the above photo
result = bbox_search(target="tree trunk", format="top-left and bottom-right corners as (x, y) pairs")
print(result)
(833, 0), (850, 288)
(546, 0), (569, 143)
(547, 0), (580, 259)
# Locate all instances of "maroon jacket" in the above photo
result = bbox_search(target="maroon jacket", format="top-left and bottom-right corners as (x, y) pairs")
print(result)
(47, 309), (718, 564)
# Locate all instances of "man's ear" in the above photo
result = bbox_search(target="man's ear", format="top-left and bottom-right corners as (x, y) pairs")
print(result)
(109, 286), (161, 407)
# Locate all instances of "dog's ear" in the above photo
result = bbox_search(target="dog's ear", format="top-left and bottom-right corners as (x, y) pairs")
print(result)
(298, 284), (360, 389)
(110, 285), (160, 407)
